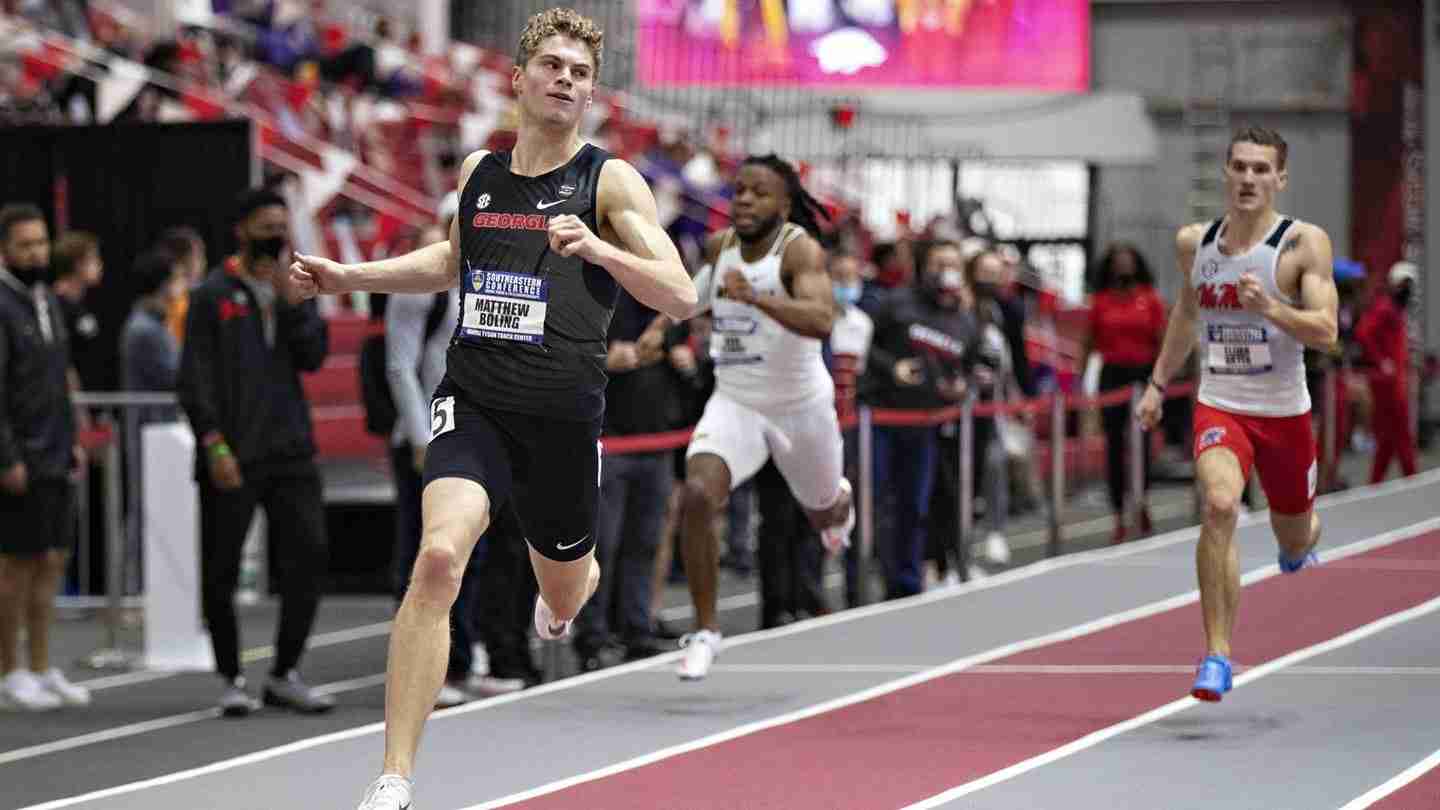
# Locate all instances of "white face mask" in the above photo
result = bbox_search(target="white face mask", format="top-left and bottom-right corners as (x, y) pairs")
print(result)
(939, 269), (963, 290)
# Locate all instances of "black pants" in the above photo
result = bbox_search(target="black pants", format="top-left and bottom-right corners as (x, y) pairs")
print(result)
(474, 501), (540, 684)
(200, 459), (327, 681)
(576, 451), (673, 647)
(927, 427), (963, 577)
(390, 443), (486, 682)
(1099, 363), (1155, 513)
(754, 460), (826, 628)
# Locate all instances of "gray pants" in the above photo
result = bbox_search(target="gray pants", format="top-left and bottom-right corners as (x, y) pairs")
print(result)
(976, 417), (1010, 536)
(575, 450), (674, 643)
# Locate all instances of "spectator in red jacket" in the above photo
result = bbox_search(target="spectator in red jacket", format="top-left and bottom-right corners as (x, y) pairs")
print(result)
(1354, 261), (1418, 483)
(1081, 243), (1167, 543)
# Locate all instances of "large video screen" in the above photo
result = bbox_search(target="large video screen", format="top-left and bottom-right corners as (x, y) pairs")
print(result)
(636, 0), (1089, 91)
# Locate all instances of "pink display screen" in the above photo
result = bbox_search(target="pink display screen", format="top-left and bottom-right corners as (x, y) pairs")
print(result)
(635, 0), (1089, 91)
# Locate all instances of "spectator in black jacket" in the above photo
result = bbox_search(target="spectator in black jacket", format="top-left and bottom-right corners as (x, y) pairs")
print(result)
(177, 188), (332, 718)
(0, 203), (91, 711)
(863, 240), (978, 598)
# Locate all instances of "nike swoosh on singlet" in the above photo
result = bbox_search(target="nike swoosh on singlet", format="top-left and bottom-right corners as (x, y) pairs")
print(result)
(536, 199), (566, 210)
(555, 534), (590, 551)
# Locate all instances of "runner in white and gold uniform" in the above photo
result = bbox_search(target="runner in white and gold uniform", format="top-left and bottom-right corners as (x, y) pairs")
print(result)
(676, 154), (854, 681)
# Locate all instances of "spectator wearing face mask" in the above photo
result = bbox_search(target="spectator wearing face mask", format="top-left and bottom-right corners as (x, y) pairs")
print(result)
(1078, 243), (1166, 543)
(1355, 261), (1419, 483)
(0, 203), (91, 712)
(962, 249), (1037, 568)
(863, 239), (977, 598)
(177, 187), (332, 718)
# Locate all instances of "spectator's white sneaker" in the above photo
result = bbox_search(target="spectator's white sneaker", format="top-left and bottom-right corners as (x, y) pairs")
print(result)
(533, 596), (571, 640)
(2, 670), (62, 711)
(38, 668), (90, 707)
(434, 683), (469, 709)
(820, 478), (856, 553)
(466, 673), (526, 697)
(356, 774), (413, 810)
(982, 531), (1011, 565)
(676, 629), (722, 681)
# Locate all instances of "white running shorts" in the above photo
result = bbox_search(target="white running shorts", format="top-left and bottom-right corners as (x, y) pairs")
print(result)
(685, 391), (843, 511)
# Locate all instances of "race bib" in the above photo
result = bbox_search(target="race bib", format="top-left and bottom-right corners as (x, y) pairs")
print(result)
(1206, 323), (1273, 375)
(460, 266), (548, 345)
(431, 396), (456, 440)
(712, 315), (763, 366)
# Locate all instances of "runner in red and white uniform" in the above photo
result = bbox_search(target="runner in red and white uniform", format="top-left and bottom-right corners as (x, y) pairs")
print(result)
(1136, 126), (1339, 703)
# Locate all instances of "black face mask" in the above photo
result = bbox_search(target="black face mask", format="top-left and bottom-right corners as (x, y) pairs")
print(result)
(6, 262), (51, 286)
(972, 281), (1000, 301)
(247, 236), (287, 263)
(1393, 285), (1414, 308)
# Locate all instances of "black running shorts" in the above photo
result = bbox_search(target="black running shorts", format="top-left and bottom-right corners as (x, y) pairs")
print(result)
(423, 377), (600, 562)
(0, 478), (76, 555)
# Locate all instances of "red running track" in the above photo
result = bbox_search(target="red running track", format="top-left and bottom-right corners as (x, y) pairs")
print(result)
(1368, 759), (1440, 809)
(508, 531), (1440, 810)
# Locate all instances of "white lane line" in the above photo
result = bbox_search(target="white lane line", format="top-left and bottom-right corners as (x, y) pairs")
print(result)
(684, 664), (1440, 676)
(0, 674), (386, 767)
(73, 621), (394, 693)
(901, 593), (1440, 809)
(458, 516), (1440, 810)
(19, 489), (1440, 810)
(1338, 746), (1440, 809)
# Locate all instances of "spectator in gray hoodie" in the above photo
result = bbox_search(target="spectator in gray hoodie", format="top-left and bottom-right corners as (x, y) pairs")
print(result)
(120, 249), (186, 425)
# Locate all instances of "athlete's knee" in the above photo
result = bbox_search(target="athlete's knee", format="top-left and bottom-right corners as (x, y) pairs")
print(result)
(409, 544), (464, 605)
(681, 476), (725, 517)
(1200, 486), (1240, 528)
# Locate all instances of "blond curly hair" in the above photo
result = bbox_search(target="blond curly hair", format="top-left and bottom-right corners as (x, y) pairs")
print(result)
(515, 8), (604, 74)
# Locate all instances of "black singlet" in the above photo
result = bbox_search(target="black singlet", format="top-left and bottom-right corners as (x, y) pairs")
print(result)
(447, 143), (619, 421)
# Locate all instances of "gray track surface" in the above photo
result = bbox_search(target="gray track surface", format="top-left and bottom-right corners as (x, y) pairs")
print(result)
(10, 471), (1440, 810)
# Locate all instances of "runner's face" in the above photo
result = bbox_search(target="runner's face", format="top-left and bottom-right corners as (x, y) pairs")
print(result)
(1225, 142), (1287, 215)
(731, 164), (788, 241)
(514, 36), (595, 130)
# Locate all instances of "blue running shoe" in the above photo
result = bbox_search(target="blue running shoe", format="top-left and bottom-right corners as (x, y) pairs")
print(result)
(1278, 549), (1319, 574)
(1191, 654), (1233, 702)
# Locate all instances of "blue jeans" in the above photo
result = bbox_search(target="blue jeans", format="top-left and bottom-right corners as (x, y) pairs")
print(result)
(872, 425), (938, 598)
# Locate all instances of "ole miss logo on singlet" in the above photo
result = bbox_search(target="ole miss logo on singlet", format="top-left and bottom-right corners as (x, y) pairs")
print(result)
(1197, 282), (1242, 311)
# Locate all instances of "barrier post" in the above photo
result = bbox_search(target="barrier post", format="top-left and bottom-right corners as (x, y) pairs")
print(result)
(1128, 383), (1145, 536)
(75, 432), (91, 601)
(959, 391), (975, 573)
(1047, 392), (1064, 558)
(82, 412), (135, 670)
(858, 406), (874, 602)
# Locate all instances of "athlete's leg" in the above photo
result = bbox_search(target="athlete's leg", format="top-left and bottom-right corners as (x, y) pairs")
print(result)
(680, 395), (770, 630)
(680, 452), (732, 632)
(529, 546), (600, 628)
(1253, 410), (1321, 569)
(768, 404), (849, 534)
(1195, 447), (1247, 659)
(1272, 510), (1320, 563)
(381, 478), (491, 777)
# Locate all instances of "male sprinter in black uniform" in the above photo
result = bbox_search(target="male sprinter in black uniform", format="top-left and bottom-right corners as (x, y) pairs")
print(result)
(287, 10), (696, 809)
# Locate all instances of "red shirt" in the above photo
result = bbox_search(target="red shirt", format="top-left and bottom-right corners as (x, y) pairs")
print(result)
(1355, 295), (1408, 385)
(1089, 285), (1166, 367)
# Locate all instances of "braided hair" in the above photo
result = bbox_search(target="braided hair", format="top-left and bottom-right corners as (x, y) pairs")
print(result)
(740, 154), (830, 241)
